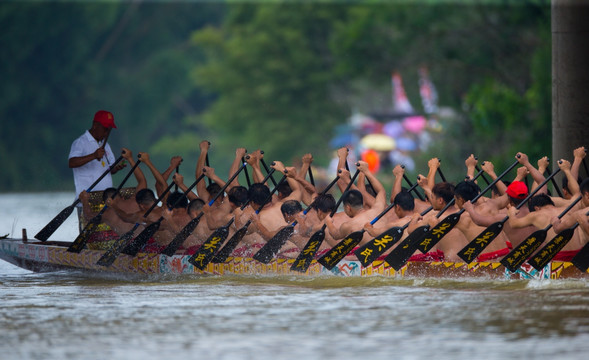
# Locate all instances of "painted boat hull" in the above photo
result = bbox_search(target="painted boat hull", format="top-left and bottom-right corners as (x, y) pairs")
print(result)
(1, 238), (588, 279)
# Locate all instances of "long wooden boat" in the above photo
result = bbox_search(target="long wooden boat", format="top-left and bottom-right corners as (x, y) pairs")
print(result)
(1, 237), (588, 280)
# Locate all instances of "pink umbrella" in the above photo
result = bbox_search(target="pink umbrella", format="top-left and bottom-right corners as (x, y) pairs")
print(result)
(403, 116), (427, 134)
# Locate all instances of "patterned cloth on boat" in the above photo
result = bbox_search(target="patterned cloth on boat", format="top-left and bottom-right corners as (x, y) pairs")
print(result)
(552, 250), (580, 262)
(408, 250), (444, 262)
(476, 247), (510, 262)
(86, 230), (119, 250)
(141, 238), (165, 253)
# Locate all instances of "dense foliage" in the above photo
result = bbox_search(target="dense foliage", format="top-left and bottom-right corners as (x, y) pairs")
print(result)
(0, 1), (550, 191)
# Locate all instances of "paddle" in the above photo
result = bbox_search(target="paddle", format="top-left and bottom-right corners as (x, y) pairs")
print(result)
(35, 155), (124, 242)
(253, 171), (342, 264)
(67, 156), (142, 253)
(289, 173), (343, 273)
(260, 154), (278, 187)
(571, 213), (589, 272)
(242, 156), (252, 188)
(353, 181), (421, 267)
(121, 173), (207, 257)
(308, 165), (315, 187)
(211, 168), (281, 263)
(457, 166), (561, 263)
(97, 180), (176, 267)
(205, 151), (212, 186)
(501, 193), (581, 272)
(383, 167), (490, 271)
(403, 172), (425, 201)
(161, 162), (249, 257)
(528, 197), (584, 270)
(191, 175), (288, 269)
(415, 160), (521, 256)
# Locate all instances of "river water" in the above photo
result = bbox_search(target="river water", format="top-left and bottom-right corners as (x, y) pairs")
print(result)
(1, 192), (589, 360)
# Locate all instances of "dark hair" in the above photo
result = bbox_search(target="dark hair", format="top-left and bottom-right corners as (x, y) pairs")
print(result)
(248, 183), (271, 206)
(454, 180), (480, 202)
(432, 182), (455, 204)
(102, 187), (117, 202)
(528, 193), (555, 212)
(281, 200), (302, 217)
(277, 182), (292, 197)
(393, 191), (414, 211)
(206, 182), (223, 199)
(188, 199), (205, 213)
(343, 189), (363, 208)
(312, 193), (336, 213)
(228, 186), (248, 207)
(166, 191), (188, 209)
(135, 189), (156, 206)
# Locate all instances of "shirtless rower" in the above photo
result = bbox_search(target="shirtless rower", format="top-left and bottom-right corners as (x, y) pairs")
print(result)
(324, 160), (387, 247)
(78, 148), (148, 249)
(549, 178), (589, 260)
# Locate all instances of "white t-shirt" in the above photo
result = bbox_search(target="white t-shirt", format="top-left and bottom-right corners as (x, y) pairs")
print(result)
(69, 130), (115, 198)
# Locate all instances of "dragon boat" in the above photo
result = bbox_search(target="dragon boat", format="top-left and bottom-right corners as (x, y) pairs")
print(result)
(1, 236), (588, 280)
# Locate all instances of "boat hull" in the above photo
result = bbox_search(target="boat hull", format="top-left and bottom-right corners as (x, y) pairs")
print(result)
(1, 238), (588, 279)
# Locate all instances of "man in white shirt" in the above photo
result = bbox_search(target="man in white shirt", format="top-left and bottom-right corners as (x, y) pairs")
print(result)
(68, 110), (125, 198)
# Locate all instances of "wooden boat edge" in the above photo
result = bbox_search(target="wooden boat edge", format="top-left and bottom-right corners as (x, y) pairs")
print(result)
(1, 238), (588, 280)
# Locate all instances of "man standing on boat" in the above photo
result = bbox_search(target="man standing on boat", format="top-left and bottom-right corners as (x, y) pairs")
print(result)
(68, 110), (125, 199)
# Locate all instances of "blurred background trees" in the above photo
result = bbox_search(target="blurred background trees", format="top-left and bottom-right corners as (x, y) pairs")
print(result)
(0, 0), (551, 192)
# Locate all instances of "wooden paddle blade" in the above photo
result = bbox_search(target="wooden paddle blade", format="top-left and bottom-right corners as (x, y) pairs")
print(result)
(96, 225), (138, 267)
(290, 229), (326, 273)
(354, 227), (404, 267)
(500, 230), (547, 272)
(571, 241), (589, 272)
(188, 226), (230, 270)
(34, 204), (76, 241)
(160, 216), (202, 257)
(212, 224), (249, 263)
(416, 213), (461, 254)
(383, 225), (429, 271)
(253, 226), (296, 264)
(121, 221), (161, 256)
(529, 227), (576, 271)
(317, 230), (364, 270)
(67, 215), (102, 253)
(457, 221), (505, 264)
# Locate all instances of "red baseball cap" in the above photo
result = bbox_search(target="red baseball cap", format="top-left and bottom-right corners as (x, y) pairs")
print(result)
(93, 110), (117, 129)
(506, 181), (528, 199)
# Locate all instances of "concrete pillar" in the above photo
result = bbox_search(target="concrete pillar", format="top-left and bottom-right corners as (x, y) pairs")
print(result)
(552, 0), (589, 176)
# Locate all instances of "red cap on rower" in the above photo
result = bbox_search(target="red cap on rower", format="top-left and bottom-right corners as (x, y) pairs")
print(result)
(506, 181), (528, 199)
(93, 110), (117, 129)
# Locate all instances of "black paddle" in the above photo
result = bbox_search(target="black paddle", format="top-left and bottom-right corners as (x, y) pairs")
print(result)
(161, 162), (249, 257)
(501, 194), (582, 272)
(96, 181), (175, 267)
(457, 166), (561, 263)
(403, 172), (425, 201)
(190, 175), (288, 270)
(383, 167), (490, 271)
(212, 169), (283, 263)
(121, 173), (206, 256)
(242, 156), (252, 188)
(528, 197), (584, 270)
(571, 212), (589, 272)
(308, 165), (315, 187)
(119, 181), (176, 256)
(260, 154), (278, 187)
(35, 155), (124, 242)
(415, 160), (521, 256)
(289, 173), (342, 272)
(67, 156), (142, 253)
(353, 181), (421, 267)
(253, 171), (343, 265)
